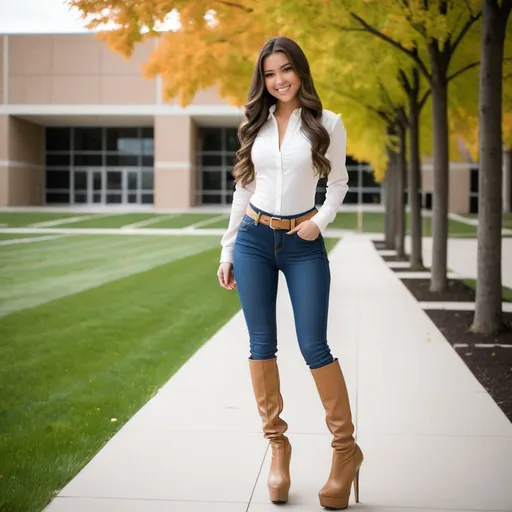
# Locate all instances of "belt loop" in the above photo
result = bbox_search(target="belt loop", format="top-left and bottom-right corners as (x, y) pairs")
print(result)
(255, 212), (261, 225)
(291, 218), (296, 229)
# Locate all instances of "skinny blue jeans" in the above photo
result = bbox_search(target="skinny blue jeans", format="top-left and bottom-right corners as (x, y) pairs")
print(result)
(233, 203), (334, 369)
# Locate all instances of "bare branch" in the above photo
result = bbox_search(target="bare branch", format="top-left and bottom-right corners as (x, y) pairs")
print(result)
(447, 60), (480, 82)
(419, 88), (431, 111)
(349, 12), (432, 81)
(450, 10), (482, 56)
(398, 69), (412, 94)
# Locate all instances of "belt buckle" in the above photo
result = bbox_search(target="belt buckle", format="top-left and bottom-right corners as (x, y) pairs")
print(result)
(269, 216), (281, 230)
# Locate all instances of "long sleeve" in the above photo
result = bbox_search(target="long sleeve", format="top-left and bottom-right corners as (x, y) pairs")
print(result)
(220, 179), (256, 263)
(310, 116), (349, 233)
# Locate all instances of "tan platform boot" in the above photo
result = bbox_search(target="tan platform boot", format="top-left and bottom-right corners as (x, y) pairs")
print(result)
(249, 358), (292, 503)
(311, 359), (363, 509)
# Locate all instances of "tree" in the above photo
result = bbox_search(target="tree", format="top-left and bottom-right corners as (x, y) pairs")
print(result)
(334, 0), (481, 291)
(472, 0), (512, 334)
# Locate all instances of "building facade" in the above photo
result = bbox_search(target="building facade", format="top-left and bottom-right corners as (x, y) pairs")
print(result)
(0, 33), (510, 213)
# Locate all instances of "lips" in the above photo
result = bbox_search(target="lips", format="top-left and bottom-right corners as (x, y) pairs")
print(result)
(276, 85), (291, 94)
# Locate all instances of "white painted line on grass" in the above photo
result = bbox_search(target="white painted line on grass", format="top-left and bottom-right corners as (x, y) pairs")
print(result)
(121, 214), (181, 229)
(454, 343), (512, 349)
(0, 234), (69, 246)
(185, 214), (229, 229)
(28, 214), (114, 227)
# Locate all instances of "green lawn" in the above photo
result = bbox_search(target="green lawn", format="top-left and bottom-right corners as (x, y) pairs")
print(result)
(463, 212), (512, 229)
(0, 233), (54, 241)
(462, 279), (512, 302)
(0, 232), (340, 512)
(56, 213), (170, 228)
(0, 212), (89, 227)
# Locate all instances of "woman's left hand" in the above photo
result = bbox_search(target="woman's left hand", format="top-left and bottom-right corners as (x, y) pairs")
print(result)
(287, 220), (321, 240)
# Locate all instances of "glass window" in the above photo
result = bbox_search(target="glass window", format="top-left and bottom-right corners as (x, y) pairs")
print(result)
(107, 194), (123, 204)
(348, 169), (359, 187)
(74, 193), (88, 204)
(200, 128), (222, 151)
(470, 167), (479, 193)
(141, 172), (154, 190)
(46, 192), (70, 203)
(142, 155), (154, 167)
(361, 170), (379, 187)
(142, 128), (154, 154)
(74, 128), (102, 151)
(344, 192), (358, 204)
(225, 171), (235, 191)
(202, 171), (222, 190)
(226, 128), (239, 152)
(362, 192), (381, 204)
(470, 195), (478, 214)
(74, 171), (87, 191)
(106, 128), (141, 153)
(106, 155), (139, 167)
(201, 155), (222, 167)
(46, 170), (70, 189)
(107, 171), (122, 190)
(46, 128), (70, 151)
(202, 193), (222, 204)
(46, 154), (70, 167)
(141, 193), (154, 204)
(74, 154), (102, 166)
(226, 154), (237, 167)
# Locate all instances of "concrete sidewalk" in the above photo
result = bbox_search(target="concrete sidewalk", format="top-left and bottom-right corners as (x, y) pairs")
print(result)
(413, 237), (512, 289)
(44, 236), (512, 512)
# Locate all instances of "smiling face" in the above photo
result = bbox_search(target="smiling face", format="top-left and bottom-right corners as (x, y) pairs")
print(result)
(263, 51), (301, 105)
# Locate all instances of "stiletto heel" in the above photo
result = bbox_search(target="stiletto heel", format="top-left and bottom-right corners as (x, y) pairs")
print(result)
(353, 468), (360, 503)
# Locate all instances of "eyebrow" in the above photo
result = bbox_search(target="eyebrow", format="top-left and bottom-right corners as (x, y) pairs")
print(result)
(264, 63), (291, 73)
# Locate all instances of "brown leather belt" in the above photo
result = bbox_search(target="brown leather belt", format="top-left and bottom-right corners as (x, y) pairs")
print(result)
(246, 205), (317, 230)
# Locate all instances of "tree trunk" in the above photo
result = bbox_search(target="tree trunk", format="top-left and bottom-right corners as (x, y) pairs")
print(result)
(395, 122), (406, 259)
(504, 149), (512, 213)
(428, 44), (449, 292)
(408, 82), (424, 269)
(385, 126), (398, 249)
(472, 0), (511, 334)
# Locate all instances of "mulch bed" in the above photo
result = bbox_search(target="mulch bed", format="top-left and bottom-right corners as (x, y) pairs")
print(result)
(372, 240), (388, 250)
(376, 250), (512, 423)
(426, 310), (512, 422)
(381, 254), (410, 262)
(401, 278), (477, 301)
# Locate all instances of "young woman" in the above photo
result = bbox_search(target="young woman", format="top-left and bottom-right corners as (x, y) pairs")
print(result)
(217, 36), (363, 509)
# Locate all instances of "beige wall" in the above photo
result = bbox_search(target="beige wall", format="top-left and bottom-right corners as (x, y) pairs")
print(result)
(421, 166), (470, 214)
(0, 37), (4, 104)
(154, 115), (197, 208)
(8, 35), (156, 104)
(0, 115), (44, 206)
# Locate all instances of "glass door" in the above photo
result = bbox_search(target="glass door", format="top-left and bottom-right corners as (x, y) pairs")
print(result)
(127, 170), (139, 204)
(106, 170), (123, 204)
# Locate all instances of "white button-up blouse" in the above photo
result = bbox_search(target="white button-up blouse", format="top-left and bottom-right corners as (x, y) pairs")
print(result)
(220, 104), (349, 263)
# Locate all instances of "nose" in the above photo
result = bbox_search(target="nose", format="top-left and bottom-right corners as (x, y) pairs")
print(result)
(275, 74), (287, 87)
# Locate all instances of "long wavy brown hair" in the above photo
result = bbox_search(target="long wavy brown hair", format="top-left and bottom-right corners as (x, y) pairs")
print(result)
(233, 37), (332, 188)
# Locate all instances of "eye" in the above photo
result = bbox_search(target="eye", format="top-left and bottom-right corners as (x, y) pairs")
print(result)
(284, 67), (293, 72)
(265, 73), (273, 78)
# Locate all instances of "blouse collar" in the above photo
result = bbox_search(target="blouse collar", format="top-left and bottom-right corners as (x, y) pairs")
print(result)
(267, 103), (302, 119)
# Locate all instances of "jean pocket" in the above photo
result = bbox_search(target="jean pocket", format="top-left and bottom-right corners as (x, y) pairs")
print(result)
(238, 215), (255, 232)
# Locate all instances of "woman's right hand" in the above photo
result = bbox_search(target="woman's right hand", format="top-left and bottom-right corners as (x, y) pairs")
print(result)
(217, 262), (236, 290)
